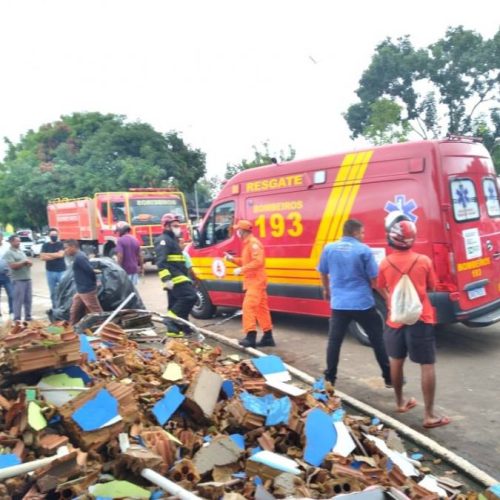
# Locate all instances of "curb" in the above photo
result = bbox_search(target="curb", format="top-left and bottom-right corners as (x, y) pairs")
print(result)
(195, 323), (499, 488)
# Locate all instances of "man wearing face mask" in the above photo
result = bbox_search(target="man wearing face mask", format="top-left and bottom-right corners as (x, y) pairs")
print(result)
(155, 213), (197, 337)
(40, 228), (67, 308)
(225, 220), (275, 348)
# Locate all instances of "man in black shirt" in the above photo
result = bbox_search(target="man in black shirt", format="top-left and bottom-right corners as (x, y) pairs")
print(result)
(64, 239), (103, 325)
(40, 228), (67, 308)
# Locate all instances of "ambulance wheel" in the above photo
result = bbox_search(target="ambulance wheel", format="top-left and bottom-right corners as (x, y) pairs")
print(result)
(191, 282), (216, 319)
(349, 294), (387, 347)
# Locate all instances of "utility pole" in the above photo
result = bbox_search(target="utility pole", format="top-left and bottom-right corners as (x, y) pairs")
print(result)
(194, 183), (200, 223)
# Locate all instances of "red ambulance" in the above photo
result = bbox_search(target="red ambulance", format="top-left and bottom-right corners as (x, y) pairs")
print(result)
(189, 137), (500, 343)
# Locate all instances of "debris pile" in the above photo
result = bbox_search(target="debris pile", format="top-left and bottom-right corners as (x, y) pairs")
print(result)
(0, 319), (490, 499)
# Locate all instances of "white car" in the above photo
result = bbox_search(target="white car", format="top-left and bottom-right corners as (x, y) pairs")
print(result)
(19, 236), (34, 256)
(32, 236), (50, 257)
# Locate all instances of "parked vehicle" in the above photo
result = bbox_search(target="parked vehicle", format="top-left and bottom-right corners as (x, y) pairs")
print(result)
(47, 189), (190, 262)
(189, 137), (500, 344)
(19, 236), (34, 256)
(17, 229), (34, 240)
(31, 236), (50, 257)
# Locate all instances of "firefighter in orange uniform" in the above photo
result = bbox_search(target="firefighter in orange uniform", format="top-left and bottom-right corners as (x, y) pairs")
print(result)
(225, 220), (275, 348)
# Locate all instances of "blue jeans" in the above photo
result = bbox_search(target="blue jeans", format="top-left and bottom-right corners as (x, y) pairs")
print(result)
(47, 270), (65, 308)
(0, 273), (13, 314)
(128, 273), (139, 285)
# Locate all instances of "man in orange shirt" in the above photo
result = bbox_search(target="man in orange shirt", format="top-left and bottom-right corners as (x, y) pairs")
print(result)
(377, 213), (450, 429)
(225, 220), (275, 348)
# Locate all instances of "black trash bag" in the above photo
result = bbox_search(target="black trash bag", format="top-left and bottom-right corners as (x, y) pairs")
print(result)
(50, 257), (145, 321)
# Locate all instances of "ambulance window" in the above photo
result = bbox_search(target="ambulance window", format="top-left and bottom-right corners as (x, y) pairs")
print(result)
(483, 178), (500, 218)
(450, 179), (480, 222)
(204, 201), (235, 246)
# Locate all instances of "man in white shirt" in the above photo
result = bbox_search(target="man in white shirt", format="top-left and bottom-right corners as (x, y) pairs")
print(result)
(0, 233), (14, 318)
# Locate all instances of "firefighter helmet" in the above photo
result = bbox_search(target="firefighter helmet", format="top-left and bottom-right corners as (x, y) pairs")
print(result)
(161, 213), (180, 226)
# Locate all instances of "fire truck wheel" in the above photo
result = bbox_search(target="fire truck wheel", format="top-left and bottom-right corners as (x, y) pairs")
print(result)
(348, 294), (387, 347)
(191, 282), (216, 319)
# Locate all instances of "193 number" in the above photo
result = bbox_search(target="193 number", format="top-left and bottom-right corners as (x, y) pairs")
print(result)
(255, 212), (303, 238)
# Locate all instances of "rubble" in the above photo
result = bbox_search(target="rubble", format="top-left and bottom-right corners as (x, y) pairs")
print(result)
(0, 318), (492, 499)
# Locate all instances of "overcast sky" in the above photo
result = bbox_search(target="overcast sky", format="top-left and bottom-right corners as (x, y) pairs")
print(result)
(0, 0), (498, 176)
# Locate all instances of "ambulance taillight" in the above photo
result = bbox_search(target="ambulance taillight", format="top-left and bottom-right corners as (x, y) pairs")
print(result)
(432, 243), (457, 292)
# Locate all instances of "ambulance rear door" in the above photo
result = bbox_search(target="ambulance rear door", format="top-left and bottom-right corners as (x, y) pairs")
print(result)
(445, 154), (500, 322)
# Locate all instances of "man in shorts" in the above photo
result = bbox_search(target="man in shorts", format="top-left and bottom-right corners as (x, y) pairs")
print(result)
(377, 213), (450, 428)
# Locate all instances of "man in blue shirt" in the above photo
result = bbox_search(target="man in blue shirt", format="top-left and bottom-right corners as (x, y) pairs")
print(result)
(318, 219), (391, 387)
(64, 239), (103, 325)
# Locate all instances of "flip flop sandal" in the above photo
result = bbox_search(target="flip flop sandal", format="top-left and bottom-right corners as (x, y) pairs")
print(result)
(423, 416), (451, 429)
(396, 397), (417, 413)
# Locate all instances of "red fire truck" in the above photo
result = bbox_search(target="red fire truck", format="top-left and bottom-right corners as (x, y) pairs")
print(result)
(189, 137), (500, 344)
(47, 189), (189, 262)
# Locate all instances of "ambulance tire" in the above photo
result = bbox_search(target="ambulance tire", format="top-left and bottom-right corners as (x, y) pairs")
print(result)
(349, 294), (387, 347)
(191, 282), (216, 319)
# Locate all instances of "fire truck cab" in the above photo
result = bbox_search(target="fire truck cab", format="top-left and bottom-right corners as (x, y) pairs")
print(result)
(189, 138), (500, 343)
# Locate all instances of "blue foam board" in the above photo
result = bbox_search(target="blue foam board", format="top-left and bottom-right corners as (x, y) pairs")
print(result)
(152, 385), (185, 426)
(72, 389), (119, 432)
(304, 408), (337, 466)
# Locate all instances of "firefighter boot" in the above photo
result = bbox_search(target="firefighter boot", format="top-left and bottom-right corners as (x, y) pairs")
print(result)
(257, 330), (276, 347)
(239, 331), (257, 348)
(163, 311), (184, 338)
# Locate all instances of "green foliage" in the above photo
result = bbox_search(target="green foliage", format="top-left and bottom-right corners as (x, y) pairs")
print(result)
(473, 111), (500, 173)
(224, 141), (296, 180)
(362, 99), (411, 145)
(184, 175), (223, 220)
(0, 112), (206, 227)
(345, 26), (499, 156)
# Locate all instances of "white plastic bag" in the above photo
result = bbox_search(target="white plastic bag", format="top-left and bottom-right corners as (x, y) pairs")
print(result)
(390, 273), (422, 325)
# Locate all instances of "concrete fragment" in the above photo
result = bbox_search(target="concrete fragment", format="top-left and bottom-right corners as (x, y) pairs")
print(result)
(193, 435), (243, 474)
(185, 366), (223, 419)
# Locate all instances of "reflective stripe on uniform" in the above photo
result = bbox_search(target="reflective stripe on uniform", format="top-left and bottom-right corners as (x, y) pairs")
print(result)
(172, 275), (191, 284)
(158, 269), (171, 279)
(167, 255), (185, 262)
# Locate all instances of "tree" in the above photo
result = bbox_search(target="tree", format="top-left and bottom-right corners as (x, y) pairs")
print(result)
(362, 99), (411, 145)
(345, 26), (499, 159)
(0, 112), (206, 227)
(224, 141), (296, 180)
(184, 175), (223, 220)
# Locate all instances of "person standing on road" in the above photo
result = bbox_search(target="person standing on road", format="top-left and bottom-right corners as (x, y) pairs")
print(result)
(377, 214), (450, 428)
(0, 233), (14, 318)
(318, 219), (391, 387)
(40, 228), (67, 308)
(225, 220), (275, 348)
(115, 221), (143, 285)
(155, 213), (197, 337)
(3, 235), (33, 321)
(64, 239), (103, 325)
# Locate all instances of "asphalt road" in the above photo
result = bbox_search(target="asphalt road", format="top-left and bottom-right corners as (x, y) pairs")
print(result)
(7, 259), (500, 480)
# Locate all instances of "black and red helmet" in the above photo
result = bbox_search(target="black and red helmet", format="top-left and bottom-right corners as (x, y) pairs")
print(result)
(385, 211), (417, 249)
